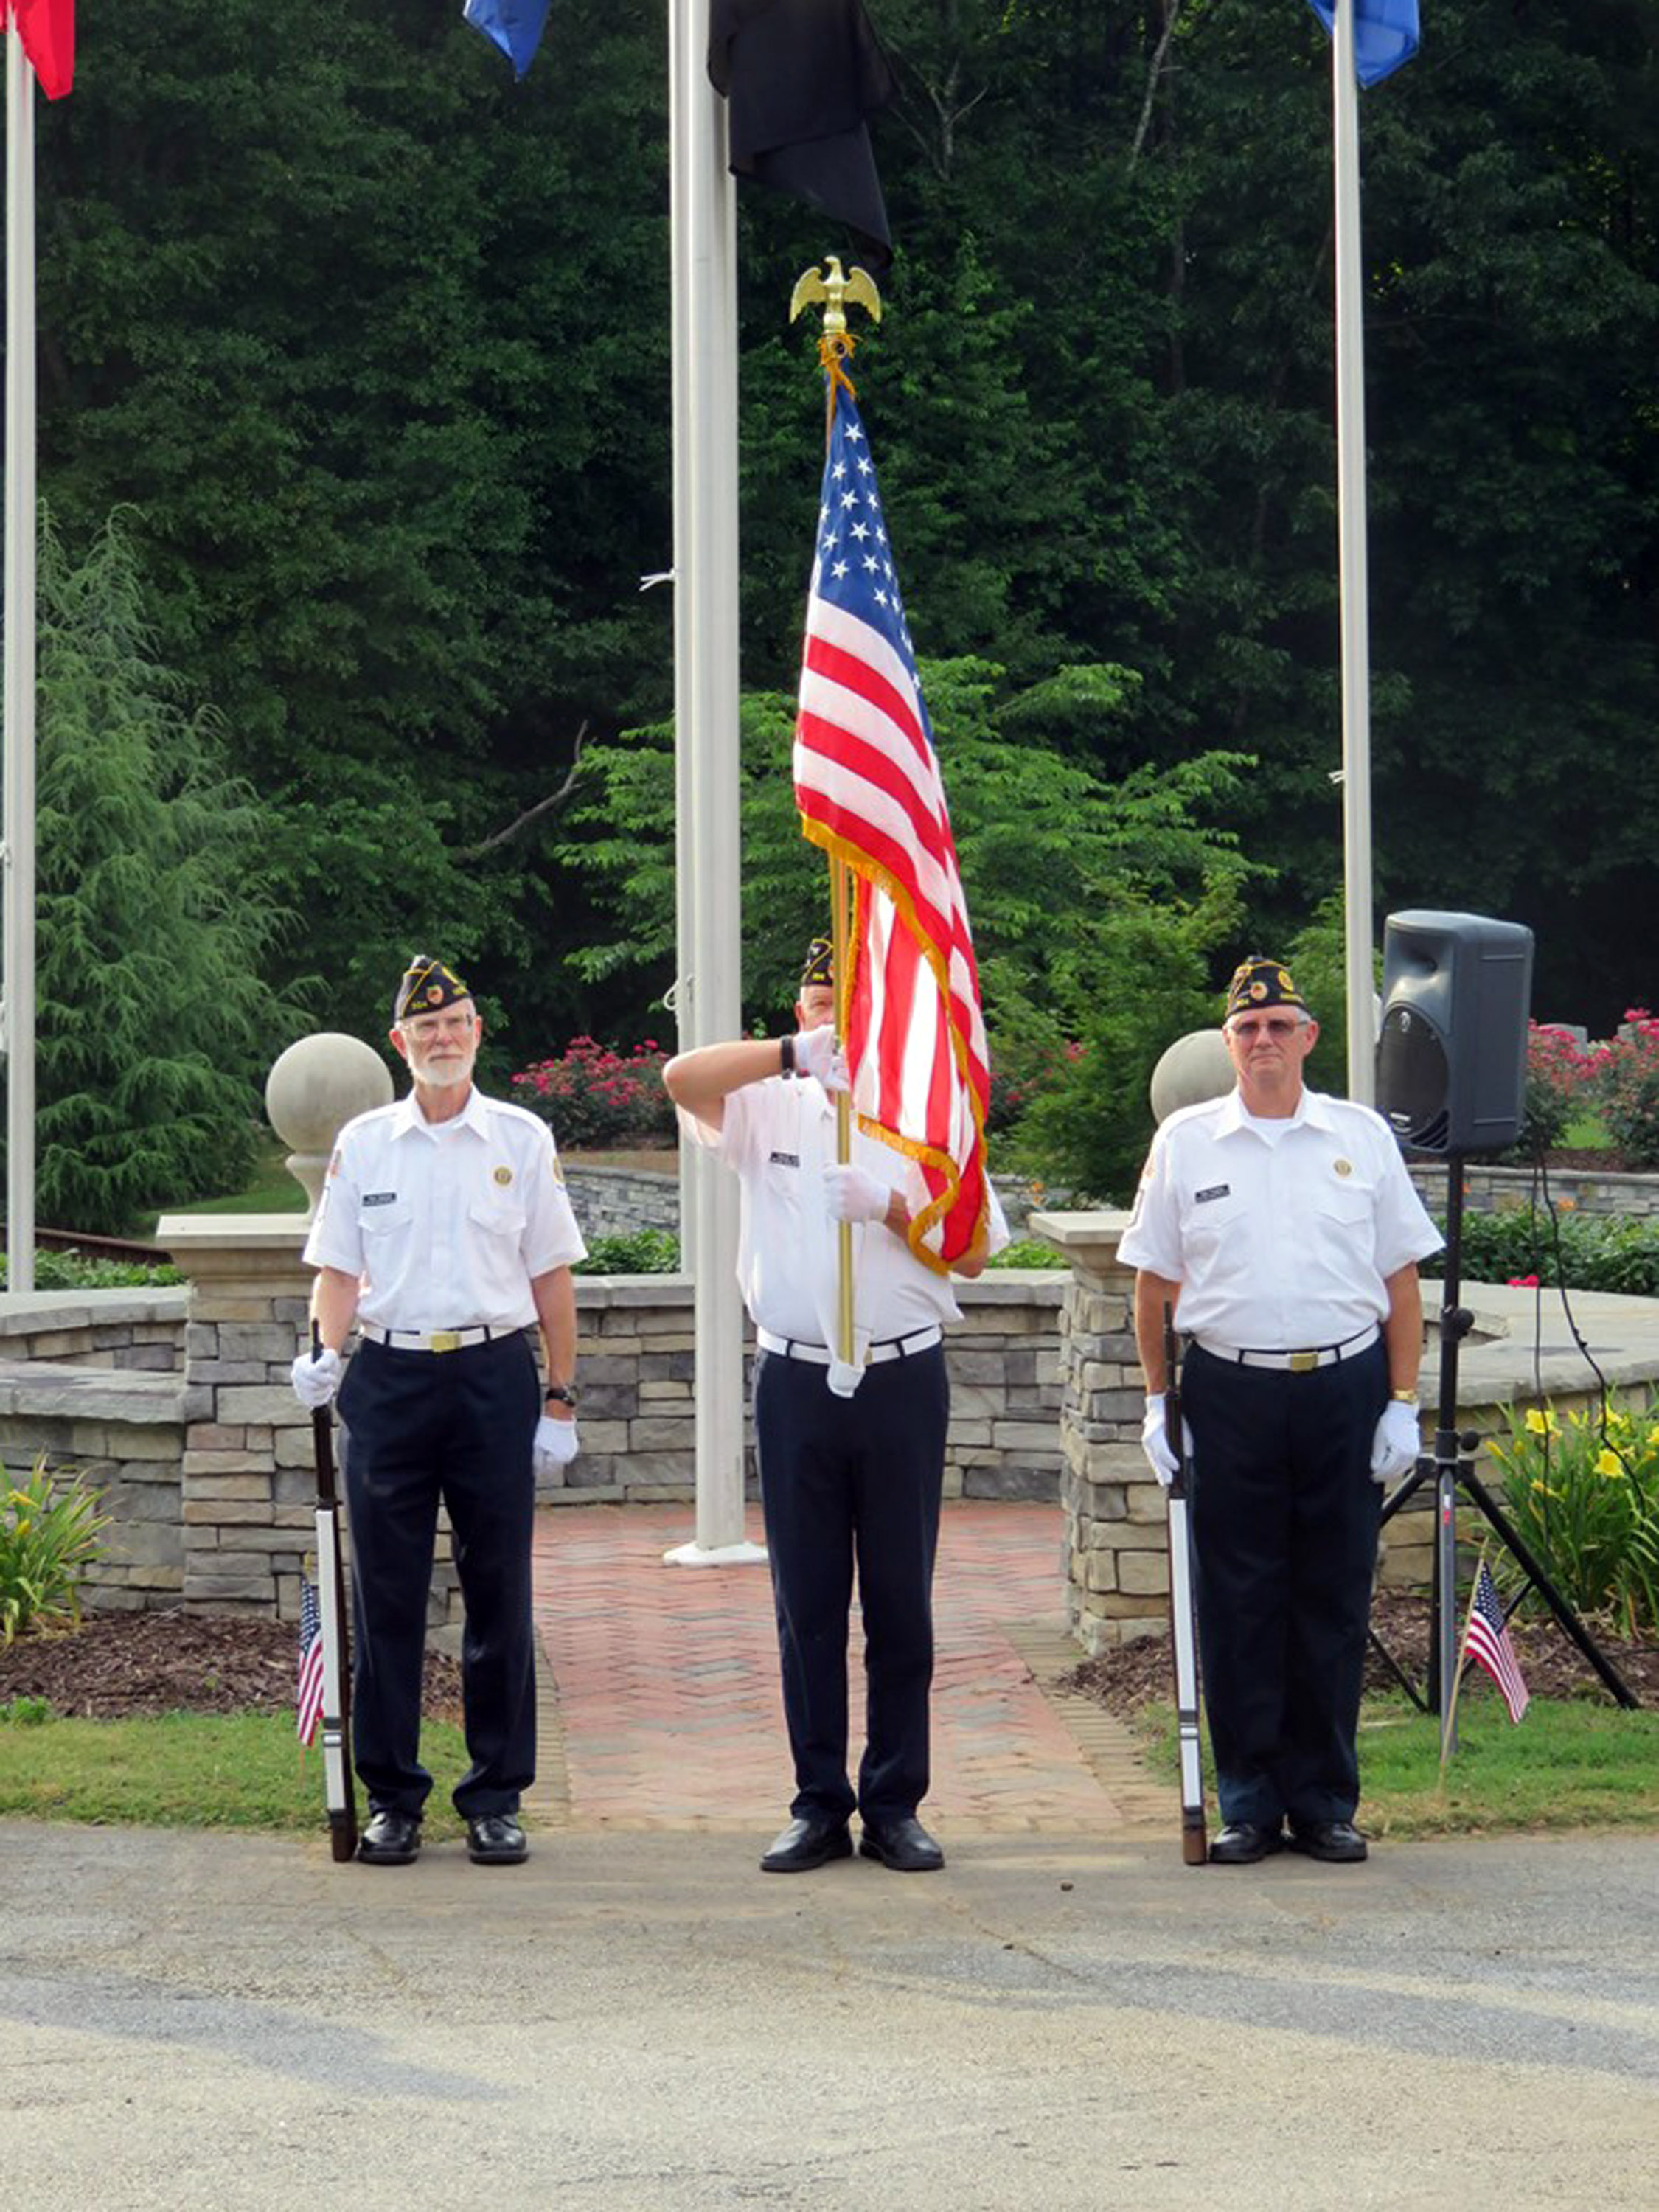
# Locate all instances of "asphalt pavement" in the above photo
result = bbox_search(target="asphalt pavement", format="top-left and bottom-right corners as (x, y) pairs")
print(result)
(3, 1821), (1655, 2211)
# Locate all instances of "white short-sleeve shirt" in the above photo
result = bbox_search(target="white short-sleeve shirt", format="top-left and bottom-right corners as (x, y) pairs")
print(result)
(303, 1085), (587, 1332)
(1116, 1085), (1442, 1350)
(681, 1075), (1008, 1343)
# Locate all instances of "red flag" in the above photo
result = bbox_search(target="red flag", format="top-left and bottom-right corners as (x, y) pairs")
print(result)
(793, 375), (992, 1272)
(4, 0), (74, 100)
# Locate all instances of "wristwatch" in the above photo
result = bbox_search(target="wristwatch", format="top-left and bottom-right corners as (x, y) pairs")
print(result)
(1390, 1388), (1420, 1405)
(545, 1383), (578, 1408)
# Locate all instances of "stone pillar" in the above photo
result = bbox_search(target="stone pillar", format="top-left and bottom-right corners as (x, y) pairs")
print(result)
(154, 1034), (401, 1624)
(150, 1219), (324, 1619)
(1030, 1208), (1170, 1655)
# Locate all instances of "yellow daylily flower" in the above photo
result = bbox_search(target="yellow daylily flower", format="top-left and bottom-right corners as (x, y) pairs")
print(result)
(1523, 1407), (1556, 1436)
(1595, 1450), (1627, 1479)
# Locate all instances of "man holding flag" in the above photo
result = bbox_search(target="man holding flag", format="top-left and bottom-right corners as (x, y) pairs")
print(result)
(664, 367), (1006, 1875)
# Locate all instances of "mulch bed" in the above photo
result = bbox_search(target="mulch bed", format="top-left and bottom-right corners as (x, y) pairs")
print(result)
(1061, 1587), (1659, 1720)
(0, 1610), (462, 1722)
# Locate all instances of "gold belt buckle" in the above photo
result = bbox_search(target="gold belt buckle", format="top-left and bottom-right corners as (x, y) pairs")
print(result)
(1288, 1350), (1318, 1374)
(429, 1331), (462, 1354)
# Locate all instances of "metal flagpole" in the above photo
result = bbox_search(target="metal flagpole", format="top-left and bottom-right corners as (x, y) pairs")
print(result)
(4, 25), (38, 1296)
(664, 0), (763, 1568)
(1332, 0), (1376, 1106)
(667, 0), (698, 1287)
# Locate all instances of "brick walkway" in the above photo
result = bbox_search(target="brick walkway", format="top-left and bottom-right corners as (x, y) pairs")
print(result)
(528, 1500), (1170, 1837)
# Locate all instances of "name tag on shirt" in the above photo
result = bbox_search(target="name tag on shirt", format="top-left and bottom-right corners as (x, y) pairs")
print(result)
(363, 1191), (398, 1207)
(768, 1152), (801, 1169)
(1194, 1183), (1230, 1204)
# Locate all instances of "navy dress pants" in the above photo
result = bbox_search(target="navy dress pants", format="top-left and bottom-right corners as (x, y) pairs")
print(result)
(754, 1343), (949, 1826)
(1180, 1339), (1387, 1829)
(337, 1334), (541, 1821)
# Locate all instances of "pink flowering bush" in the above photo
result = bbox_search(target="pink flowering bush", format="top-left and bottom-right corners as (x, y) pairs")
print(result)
(510, 1037), (676, 1150)
(1508, 1021), (1596, 1161)
(1591, 1009), (1659, 1169)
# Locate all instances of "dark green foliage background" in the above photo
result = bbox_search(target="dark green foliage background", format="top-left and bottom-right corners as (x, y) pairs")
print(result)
(24, 1), (1659, 1143)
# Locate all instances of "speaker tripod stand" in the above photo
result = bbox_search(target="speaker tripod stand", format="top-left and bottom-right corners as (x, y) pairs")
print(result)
(1368, 1151), (1639, 1744)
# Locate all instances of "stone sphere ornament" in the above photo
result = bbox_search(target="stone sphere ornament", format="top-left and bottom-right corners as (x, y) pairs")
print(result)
(1149, 1029), (1234, 1125)
(265, 1034), (394, 1214)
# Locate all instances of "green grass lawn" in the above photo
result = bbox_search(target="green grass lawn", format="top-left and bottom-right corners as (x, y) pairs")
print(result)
(0, 1707), (471, 1834)
(161, 1140), (307, 1218)
(1560, 1109), (1613, 1149)
(1136, 1691), (1659, 1839)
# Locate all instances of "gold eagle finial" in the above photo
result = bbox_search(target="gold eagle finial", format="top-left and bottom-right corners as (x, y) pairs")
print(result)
(789, 257), (883, 344)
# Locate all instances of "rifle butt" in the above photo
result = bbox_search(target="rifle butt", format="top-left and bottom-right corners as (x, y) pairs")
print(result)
(1181, 1815), (1208, 1867)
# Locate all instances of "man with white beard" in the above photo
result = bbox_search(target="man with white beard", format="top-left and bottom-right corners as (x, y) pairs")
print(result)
(291, 954), (585, 1867)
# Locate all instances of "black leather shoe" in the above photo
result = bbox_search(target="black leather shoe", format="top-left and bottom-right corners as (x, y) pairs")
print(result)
(466, 1813), (528, 1865)
(1287, 1818), (1368, 1863)
(1207, 1820), (1284, 1866)
(759, 1815), (853, 1873)
(859, 1815), (945, 1872)
(358, 1809), (421, 1865)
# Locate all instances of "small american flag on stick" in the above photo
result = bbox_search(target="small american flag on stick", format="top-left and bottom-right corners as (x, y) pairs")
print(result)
(296, 1579), (326, 1747)
(1463, 1559), (1530, 1723)
(792, 374), (991, 1270)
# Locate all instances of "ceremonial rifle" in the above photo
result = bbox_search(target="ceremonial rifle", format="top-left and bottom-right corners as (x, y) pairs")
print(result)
(1164, 1303), (1207, 1866)
(309, 1324), (358, 1862)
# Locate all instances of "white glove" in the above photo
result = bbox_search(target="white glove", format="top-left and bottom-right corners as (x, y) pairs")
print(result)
(827, 1359), (864, 1400)
(291, 1346), (342, 1409)
(533, 1413), (580, 1472)
(1371, 1399), (1422, 1484)
(793, 1024), (849, 1093)
(823, 1163), (892, 1225)
(1141, 1393), (1192, 1489)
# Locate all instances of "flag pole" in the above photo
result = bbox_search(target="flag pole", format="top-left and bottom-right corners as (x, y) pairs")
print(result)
(663, 0), (761, 1568)
(792, 262), (883, 1366)
(1437, 1540), (1486, 1780)
(4, 24), (38, 1296)
(1332, 0), (1376, 1105)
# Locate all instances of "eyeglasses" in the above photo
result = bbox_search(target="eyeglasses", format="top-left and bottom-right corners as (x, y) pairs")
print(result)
(1228, 1016), (1304, 1040)
(403, 1013), (476, 1040)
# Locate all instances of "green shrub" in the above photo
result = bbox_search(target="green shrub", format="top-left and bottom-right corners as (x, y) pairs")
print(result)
(1485, 1397), (1659, 1637)
(1424, 1206), (1659, 1297)
(987, 1238), (1069, 1270)
(0, 1251), (182, 1291)
(0, 1461), (109, 1644)
(574, 1228), (681, 1276)
(0, 1696), (53, 1725)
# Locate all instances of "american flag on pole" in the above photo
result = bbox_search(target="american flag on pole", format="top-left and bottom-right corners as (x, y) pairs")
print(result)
(1463, 1559), (1530, 1723)
(793, 375), (991, 1271)
(296, 1579), (326, 1748)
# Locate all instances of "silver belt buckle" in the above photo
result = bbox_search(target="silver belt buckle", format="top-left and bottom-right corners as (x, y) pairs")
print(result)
(429, 1330), (462, 1354)
(1288, 1350), (1318, 1374)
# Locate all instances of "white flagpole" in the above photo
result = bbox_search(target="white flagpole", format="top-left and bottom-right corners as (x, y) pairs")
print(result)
(1332, 0), (1376, 1105)
(664, 0), (762, 1566)
(4, 25), (38, 1295)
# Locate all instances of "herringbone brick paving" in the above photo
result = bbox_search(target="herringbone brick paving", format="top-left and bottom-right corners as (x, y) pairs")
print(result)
(528, 1500), (1170, 1835)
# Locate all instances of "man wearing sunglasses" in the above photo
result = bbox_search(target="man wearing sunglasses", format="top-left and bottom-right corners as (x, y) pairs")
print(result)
(1118, 956), (1441, 1867)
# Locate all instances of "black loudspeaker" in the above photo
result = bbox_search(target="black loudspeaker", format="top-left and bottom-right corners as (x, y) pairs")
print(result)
(1376, 911), (1534, 1154)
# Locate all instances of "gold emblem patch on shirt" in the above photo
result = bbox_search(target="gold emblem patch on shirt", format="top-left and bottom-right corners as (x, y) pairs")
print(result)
(1334, 1158), (1353, 1177)
(493, 1165), (514, 1187)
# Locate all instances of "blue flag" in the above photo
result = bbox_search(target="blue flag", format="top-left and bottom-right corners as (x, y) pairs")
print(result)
(464, 0), (550, 80)
(1304, 0), (1419, 87)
